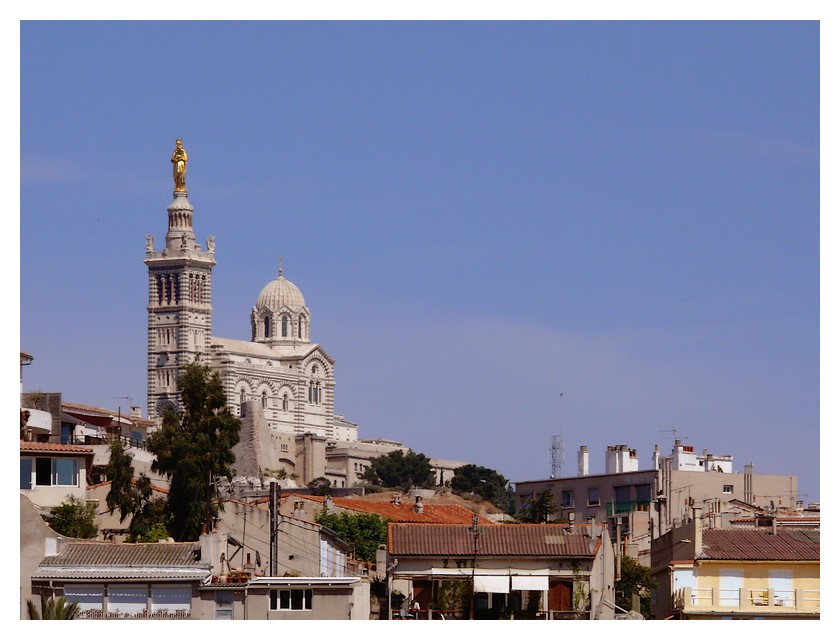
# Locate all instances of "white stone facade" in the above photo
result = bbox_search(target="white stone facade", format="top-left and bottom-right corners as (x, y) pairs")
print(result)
(146, 181), (357, 483)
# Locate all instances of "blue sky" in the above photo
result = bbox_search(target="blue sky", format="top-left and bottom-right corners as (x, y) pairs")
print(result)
(19, 20), (821, 502)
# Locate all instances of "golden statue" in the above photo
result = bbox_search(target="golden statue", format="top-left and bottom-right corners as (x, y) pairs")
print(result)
(171, 139), (188, 192)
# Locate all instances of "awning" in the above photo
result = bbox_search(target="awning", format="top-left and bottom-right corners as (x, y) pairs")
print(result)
(511, 575), (549, 591)
(473, 575), (510, 594)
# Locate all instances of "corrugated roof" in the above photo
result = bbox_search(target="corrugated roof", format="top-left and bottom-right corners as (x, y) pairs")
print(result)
(33, 567), (210, 581)
(20, 440), (94, 455)
(39, 541), (207, 568)
(701, 529), (819, 561)
(389, 523), (596, 557)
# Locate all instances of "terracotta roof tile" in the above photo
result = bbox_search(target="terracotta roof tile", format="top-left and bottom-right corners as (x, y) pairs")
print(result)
(20, 440), (94, 454)
(389, 523), (597, 557)
(701, 529), (819, 561)
(289, 494), (491, 525)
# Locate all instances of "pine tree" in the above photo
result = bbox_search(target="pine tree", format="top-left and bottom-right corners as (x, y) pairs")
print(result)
(147, 364), (241, 541)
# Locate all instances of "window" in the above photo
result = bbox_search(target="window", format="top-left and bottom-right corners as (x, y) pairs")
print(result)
(281, 315), (289, 337)
(298, 317), (305, 339)
(20, 459), (32, 489)
(269, 589), (312, 611)
(215, 590), (234, 620)
(587, 487), (600, 506)
(309, 381), (321, 404)
(264, 316), (271, 338)
(561, 490), (574, 508)
(64, 585), (104, 615)
(723, 485), (733, 494)
(151, 585), (191, 617)
(34, 457), (79, 487)
(108, 585), (148, 617)
(240, 389), (246, 404)
(262, 390), (268, 408)
(282, 393), (289, 412)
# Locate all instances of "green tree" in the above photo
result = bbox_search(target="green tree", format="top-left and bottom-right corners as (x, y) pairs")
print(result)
(615, 555), (656, 619)
(27, 594), (79, 620)
(147, 363), (241, 541)
(48, 496), (99, 538)
(314, 510), (388, 564)
(450, 464), (513, 512)
(105, 438), (138, 522)
(307, 476), (332, 496)
(362, 449), (435, 490)
(105, 439), (170, 541)
(515, 489), (557, 523)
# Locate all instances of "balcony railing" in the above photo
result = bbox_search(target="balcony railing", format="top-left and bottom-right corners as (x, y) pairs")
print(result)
(675, 587), (819, 615)
(605, 500), (650, 516)
(76, 608), (192, 619)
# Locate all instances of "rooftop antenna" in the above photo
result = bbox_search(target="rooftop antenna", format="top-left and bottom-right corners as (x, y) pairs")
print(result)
(112, 395), (133, 410)
(658, 427), (691, 441)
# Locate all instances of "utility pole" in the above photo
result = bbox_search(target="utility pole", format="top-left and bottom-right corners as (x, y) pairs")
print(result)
(468, 515), (480, 620)
(269, 481), (278, 576)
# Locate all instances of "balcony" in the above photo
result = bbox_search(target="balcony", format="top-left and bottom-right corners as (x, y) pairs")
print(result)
(605, 500), (650, 516)
(674, 587), (819, 618)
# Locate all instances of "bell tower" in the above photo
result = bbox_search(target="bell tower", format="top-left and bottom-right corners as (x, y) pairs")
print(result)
(145, 140), (216, 424)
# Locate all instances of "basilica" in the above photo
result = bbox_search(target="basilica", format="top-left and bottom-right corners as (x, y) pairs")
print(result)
(144, 141), (465, 488)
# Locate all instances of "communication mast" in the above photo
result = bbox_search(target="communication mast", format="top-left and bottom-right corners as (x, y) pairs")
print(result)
(551, 434), (565, 478)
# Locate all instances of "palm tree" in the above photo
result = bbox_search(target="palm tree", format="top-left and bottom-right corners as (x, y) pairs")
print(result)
(26, 594), (79, 620)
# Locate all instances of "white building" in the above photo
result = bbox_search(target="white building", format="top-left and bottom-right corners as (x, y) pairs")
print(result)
(144, 141), (464, 487)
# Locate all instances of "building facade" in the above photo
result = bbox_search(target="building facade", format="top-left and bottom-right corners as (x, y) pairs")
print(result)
(650, 510), (819, 619)
(514, 441), (799, 564)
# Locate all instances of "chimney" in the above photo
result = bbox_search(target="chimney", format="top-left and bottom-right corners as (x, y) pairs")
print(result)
(324, 495), (333, 513)
(413, 496), (424, 514)
(652, 444), (660, 470)
(578, 446), (589, 477)
(130, 406), (142, 418)
(587, 515), (595, 539)
(692, 506), (703, 558)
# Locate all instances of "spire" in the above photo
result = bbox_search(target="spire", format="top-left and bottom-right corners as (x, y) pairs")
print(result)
(278, 256), (284, 277)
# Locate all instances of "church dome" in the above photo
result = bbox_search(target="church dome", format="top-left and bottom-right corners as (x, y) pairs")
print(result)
(256, 270), (306, 312)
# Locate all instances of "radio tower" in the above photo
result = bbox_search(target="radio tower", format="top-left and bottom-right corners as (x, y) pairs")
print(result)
(551, 434), (565, 478)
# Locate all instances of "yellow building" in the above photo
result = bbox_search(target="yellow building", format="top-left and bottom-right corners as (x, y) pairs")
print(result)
(651, 510), (819, 619)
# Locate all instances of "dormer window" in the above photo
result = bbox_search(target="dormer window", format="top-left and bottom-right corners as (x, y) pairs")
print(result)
(281, 315), (289, 337)
(264, 316), (271, 338)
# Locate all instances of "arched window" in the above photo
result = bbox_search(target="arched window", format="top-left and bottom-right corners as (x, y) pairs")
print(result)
(281, 315), (288, 337)
(298, 316), (304, 339)
(261, 390), (268, 408)
(282, 393), (289, 412)
(240, 389), (246, 404)
(264, 316), (271, 338)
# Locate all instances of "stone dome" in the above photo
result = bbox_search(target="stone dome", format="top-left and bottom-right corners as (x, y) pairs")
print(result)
(255, 271), (306, 312)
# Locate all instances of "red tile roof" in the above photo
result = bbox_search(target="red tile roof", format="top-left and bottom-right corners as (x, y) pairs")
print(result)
(291, 494), (491, 525)
(701, 529), (819, 561)
(20, 440), (94, 455)
(389, 523), (597, 557)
